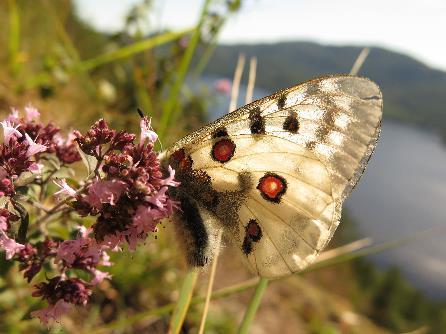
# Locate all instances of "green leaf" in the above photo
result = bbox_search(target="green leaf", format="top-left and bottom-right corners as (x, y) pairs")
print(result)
(14, 172), (37, 187)
(77, 147), (97, 177)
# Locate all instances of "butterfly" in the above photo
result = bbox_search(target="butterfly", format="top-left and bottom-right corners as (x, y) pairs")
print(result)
(160, 75), (382, 279)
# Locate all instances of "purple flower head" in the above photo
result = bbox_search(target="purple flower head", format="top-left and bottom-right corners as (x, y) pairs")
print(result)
(17, 238), (59, 283)
(55, 132), (82, 164)
(1, 120), (22, 145)
(74, 119), (115, 156)
(0, 137), (33, 178)
(110, 130), (136, 150)
(0, 177), (14, 197)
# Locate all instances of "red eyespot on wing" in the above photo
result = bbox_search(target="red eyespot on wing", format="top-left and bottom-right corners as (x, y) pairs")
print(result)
(171, 148), (192, 170)
(212, 139), (236, 163)
(171, 148), (186, 162)
(257, 173), (287, 203)
(246, 219), (262, 242)
(242, 219), (263, 255)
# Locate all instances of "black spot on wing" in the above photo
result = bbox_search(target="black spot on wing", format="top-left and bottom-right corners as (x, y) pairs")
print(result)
(277, 95), (287, 109)
(306, 141), (316, 150)
(249, 107), (265, 134)
(283, 111), (299, 133)
(212, 127), (229, 138)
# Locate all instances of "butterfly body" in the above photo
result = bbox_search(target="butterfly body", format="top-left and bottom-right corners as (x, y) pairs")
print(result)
(160, 75), (383, 279)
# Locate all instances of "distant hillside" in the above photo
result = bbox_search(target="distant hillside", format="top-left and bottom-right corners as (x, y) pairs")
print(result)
(204, 42), (446, 139)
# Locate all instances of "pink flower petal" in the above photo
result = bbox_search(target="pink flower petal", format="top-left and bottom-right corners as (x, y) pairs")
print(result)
(6, 108), (20, 123)
(25, 133), (47, 157)
(90, 268), (112, 285)
(133, 205), (157, 234)
(86, 179), (128, 208)
(1, 120), (22, 145)
(140, 117), (158, 144)
(214, 78), (232, 95)
(160, 165), (180, 187)
(29, 163), (44, 174)
(147, 187), (169, 209)
(0, 217), (8, 231)
(25, 104), (40, 122)
(0, 231), (25, 260)
(53, 179), (77, 197)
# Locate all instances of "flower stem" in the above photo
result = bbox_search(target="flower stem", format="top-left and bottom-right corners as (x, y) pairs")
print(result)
(237, 277), (269, 334)
(168, 269), (199, 334)
(33, 184), (87, 226)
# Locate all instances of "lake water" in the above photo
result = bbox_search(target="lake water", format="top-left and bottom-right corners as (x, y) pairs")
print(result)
(208, 83), (446, 298)
(346, 121), (446, 298)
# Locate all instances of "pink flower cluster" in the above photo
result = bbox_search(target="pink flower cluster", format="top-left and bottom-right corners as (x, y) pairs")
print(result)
(70, 118), (179, 250)
(0, 107), (178, 325)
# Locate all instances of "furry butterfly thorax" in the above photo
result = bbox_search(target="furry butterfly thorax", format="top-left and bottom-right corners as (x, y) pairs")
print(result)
(159, 75), (382, 279)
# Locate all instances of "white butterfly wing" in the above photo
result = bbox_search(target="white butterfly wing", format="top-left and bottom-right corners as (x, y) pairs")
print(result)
(164, 75), (382, 278)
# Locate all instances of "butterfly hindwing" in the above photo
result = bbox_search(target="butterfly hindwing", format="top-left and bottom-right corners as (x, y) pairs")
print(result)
(163, 75), (382, 278)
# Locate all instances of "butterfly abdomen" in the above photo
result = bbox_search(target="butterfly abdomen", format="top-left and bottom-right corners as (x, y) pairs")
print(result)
(173, 195), (212, 266)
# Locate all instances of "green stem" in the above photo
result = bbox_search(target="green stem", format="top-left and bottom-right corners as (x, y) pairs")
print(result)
(168, 269), (199, 334)
(237, 277), (269, 334)
(157, 0), (212, 139)
(11, 200), (29, 244)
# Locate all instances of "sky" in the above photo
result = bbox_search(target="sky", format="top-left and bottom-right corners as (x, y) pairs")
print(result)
(74, 0), (446, 71)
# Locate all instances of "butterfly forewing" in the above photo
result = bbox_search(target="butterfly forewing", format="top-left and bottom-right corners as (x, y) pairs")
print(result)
(163, 75), (382, 278)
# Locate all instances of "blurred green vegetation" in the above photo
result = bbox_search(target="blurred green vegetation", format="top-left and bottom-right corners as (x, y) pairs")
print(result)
(0, 1), (445, 333)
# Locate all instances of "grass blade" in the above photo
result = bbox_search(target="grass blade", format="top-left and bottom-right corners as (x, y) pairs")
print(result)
(198, 229), (223, 334)
(7, 0), (21, 76)
(350, 47), (370, 75)
(237, 277), (269, 334)
(157, 0), (212, 139)
(78, 28), (194, 72)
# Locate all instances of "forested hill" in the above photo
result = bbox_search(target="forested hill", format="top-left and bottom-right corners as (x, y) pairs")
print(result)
(204, 42), (446, 138)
